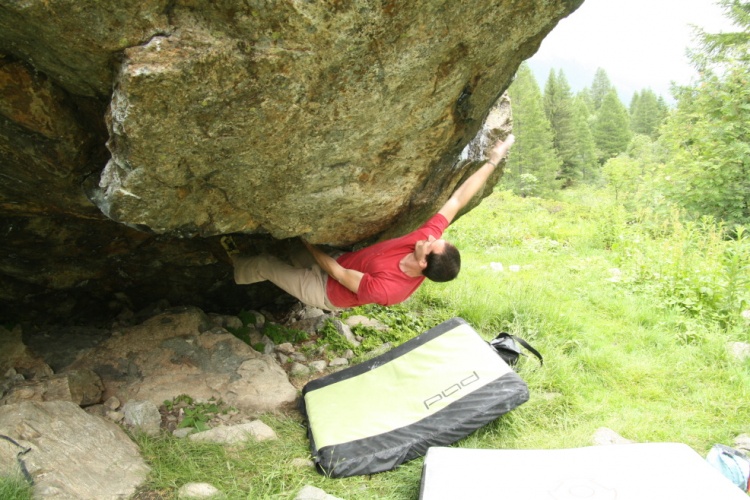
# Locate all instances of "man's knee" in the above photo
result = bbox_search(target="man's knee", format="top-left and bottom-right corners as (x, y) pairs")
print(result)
(286, 239), (316, 268)
(233, 254), (279, 284)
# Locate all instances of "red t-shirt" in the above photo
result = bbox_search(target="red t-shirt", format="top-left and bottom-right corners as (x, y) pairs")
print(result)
(326, 214), (450, 308)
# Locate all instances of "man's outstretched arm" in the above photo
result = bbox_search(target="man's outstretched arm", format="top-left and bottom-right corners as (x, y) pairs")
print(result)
(438, 134), (515, 224)
(302, 240), (364, 294)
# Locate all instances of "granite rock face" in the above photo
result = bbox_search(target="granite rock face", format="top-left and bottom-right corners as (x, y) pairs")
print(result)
(64, 307), (299, 412)
(0, 1), (584, 321)
(0, 400), (150, 499)
(94, 3), (578, 242)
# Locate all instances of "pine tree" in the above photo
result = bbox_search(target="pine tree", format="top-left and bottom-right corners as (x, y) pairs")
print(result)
(578, 87), (594, 112)
(544, 69), (579, 185)
(630, 89), (667, 138)
(590, 68), (613, 111)
(656, 96), (669, 119)
(658, 0), (750, 226)
(690, 0), (750, 68)
(592, 89), (632, 163)
(544, 68), (558, 112)
(571, 95), (598, 182)
(506, 63), (561, 196)
(629, 92), (640, 118)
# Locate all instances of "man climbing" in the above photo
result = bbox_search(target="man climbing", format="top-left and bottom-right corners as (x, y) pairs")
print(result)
(223, 134), (515, 310)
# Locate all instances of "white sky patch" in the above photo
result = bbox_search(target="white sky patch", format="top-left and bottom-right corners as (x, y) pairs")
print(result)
(527, 0), (737, 102)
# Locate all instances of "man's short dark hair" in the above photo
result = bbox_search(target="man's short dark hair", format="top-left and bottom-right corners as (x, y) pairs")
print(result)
(424, 242), (461, 282)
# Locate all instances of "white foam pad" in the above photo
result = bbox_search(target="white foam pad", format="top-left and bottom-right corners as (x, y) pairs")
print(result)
(420, 443), (747, 499)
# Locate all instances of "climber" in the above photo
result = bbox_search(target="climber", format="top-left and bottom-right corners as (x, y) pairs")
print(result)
(223, 134), (515, 310)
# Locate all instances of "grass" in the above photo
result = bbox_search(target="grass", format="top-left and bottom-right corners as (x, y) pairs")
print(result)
(0, 476), (32, 500)
(410, 187), (750, 455)
(61, 187), (750, 498)
(133, 414), (424, 499)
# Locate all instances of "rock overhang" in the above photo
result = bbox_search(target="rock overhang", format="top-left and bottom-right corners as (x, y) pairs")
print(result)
(91, 2), (584, 245)
(0, 0), (585, 320)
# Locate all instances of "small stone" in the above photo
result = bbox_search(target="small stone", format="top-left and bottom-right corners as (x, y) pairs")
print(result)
(294, 485), (344, 500)
(104, 396), (121, 411)
(343, 349), (354, 359)
(276, 342), (295, 355)
(291, 458), (315, 468)
(300, 307), (325, 320)
(291, 352), (307, 363)
(225, 316), (244, 330)
(293, 315), (327, 334)
(331, 319), (360, 347)
(173, 427), (193, 438)
(277, 353), (290, 364)
(248, 330), (263, 346)
(537, 392), (563, 402)
(177, 482), (223, 499)
(261, 335), (275, 355)
(84, 404), (106, 417)
(189, 420), (277, 444)
(225, 317), (243, 330)
(309, 360), (328, 373)
(246, 310), (266, 329)
(245, 420), (278, 441)
(607, 268), (622, 282)
(122, 400), (162, 436)
(208, 313), (243, 331)
(106, 410), (124, 423)
(329, 358), (348, 367)
(728, 342), (750, 361)
(343, 315), (388, 331)
(290, 363), (310, 376)
(592, 427), (632, 446)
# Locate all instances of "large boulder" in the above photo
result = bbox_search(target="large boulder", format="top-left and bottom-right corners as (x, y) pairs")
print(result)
(0, 400), (149, 499)
(64, 307), (298, 413)
(0, 1), (584, 321)
(93, 5), (546, 241)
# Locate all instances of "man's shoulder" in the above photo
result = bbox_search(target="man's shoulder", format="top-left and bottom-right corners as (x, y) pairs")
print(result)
(420, 213), (449, 232)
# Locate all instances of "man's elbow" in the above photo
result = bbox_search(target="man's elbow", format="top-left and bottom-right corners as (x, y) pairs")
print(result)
(439, 198), (461, 222)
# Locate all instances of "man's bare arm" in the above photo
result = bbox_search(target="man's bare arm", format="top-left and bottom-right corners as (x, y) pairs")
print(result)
(302, 240), (364, 294)
(438, 134), (515, 224)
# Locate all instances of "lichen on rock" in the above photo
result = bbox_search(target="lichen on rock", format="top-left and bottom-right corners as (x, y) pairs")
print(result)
(0, 0), (584, 321)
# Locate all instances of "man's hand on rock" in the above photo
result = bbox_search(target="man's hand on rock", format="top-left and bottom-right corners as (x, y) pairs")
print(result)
(488, 134), (515, 166)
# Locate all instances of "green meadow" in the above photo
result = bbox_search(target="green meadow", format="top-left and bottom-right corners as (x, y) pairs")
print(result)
(4, 187), (748, 499)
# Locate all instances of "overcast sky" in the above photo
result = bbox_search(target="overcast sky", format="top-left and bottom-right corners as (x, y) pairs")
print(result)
(527, 0), (736, 102)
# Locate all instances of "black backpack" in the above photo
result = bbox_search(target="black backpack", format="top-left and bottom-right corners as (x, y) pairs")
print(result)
(490, 332), (543, 367)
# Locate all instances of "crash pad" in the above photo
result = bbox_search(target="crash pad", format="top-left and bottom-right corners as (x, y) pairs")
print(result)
(419, 443), (748, 499)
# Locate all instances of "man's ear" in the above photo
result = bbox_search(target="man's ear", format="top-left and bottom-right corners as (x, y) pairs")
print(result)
(418, 257), (428, 269)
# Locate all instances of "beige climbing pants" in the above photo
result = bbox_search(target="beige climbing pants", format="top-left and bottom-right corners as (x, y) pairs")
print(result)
(231, 242), (340, 311)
